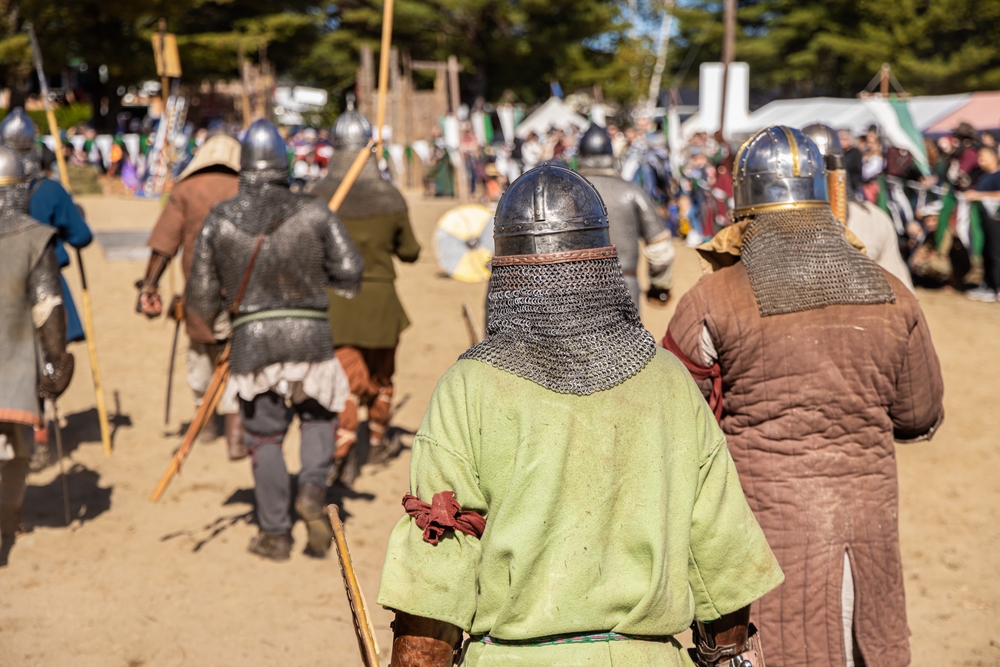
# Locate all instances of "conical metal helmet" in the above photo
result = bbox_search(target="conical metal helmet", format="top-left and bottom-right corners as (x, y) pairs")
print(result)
(240, 119), (288, 172)
(801, 123), (843, 170)
(578, 123), (613, 157)
(733, 125), (828, 218)
(0, 145), (25, 185)
(333, 109), (372, 150)
(802, 123), (848, 224)
(493, 163), (610, 256)
(0, 108), (36, 152)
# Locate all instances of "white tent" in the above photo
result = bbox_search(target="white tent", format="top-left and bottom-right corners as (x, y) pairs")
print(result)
(515, 97), (588, 139)
(739, 94), (969, 137)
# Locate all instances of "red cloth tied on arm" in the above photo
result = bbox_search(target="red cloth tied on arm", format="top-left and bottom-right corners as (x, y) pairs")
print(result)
(402, 491), (487, 546)
(662, 328), (724, 422)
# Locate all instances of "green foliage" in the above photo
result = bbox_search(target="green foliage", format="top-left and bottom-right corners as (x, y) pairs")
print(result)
(312, 0), (626, 104)
(0, 103), (92, 130)
(672, 0), (1000, 96)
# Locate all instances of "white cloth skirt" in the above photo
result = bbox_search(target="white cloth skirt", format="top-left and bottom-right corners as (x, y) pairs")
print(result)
(225, 357), (351, 413)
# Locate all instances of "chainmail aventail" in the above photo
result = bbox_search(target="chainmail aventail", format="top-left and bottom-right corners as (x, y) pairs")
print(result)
(461, 249), (655, 395)
(740, 207), (895, 317)
(0, 183), (38, 237)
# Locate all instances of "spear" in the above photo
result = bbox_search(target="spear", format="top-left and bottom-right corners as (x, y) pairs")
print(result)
(328, 505), (381, 667)
(327, 0), (395, 213)
(27, 24), (113, 457)
(48, 400), (72, 526)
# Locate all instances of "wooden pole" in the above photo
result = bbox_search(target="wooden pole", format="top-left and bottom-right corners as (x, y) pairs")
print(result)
(390, 47), (400, 150)
(718, 0), (736, 137)
(238, 42), (252, 128)
(150, 346), (231, 502)
(158, 19), (170, 110)
(328, 505), (381, 667)
(880, 63), (890, 97)
(259, 41), (271, 121)
(328, 141), (375, 212)
(326, 0), (395, 211)
(28, 24), (113, 457)
(447, 55), (461, 114)
(375, 0), (395, 155)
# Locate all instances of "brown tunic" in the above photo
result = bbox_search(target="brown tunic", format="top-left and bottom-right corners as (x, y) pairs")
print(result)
(147, 170), (239, 343)
(667, 262), (943, 667)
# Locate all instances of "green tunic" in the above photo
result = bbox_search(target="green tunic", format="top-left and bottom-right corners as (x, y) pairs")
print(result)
(378, 350), (784, 666)
(325, 209), (420, 348)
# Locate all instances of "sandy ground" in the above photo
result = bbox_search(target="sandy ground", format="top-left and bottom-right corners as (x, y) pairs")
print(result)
(0, 192), (997, 667)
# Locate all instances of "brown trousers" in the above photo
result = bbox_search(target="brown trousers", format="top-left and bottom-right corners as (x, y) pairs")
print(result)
(334, 346), (396, 456)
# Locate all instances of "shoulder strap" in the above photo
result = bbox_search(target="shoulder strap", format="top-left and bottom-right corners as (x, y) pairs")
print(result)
(229, 217), (287, 315)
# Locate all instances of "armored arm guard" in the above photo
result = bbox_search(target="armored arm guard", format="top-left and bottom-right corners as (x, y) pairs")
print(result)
(184, 215), (225, 328)
(390, 611), (463, 667)
(30, 243), (74, 399)
(323, 207), (364, 298)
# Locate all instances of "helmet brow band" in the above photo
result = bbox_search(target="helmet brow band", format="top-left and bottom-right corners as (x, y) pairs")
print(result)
(490, 246), (617, 266)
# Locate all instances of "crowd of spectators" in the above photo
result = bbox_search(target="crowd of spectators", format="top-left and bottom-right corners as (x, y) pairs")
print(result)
(46, 105), (1000, 302)
(472, 117), (1000, 303)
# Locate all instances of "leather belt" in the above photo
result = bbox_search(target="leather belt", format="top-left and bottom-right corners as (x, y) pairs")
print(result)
(231, 308), (327, 329)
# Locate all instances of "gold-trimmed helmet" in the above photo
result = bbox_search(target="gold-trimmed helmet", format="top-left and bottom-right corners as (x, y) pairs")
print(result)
(801, 123), (848, 225)
(733, 125), (828, 220)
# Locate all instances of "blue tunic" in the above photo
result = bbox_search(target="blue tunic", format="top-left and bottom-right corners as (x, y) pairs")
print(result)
(29, 178), (92, 342)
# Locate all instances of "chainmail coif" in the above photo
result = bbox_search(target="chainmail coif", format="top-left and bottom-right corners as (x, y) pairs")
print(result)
(216, 169), (307, 233)
(0, 182), (38, 236)
(740, 206), (896, 317)
(460, 254), (656, 395)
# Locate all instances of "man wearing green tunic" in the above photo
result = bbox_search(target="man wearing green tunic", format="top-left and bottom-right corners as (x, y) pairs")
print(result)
(309, 107), (420, 469)
(377, 164), (783, 667)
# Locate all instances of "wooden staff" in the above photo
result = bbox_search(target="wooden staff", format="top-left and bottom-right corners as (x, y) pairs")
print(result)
(48, 400), (72, 525)
(328, 505), (381, 667)
(375, 0), (395, 155)
(28, 24), (113, 457)
(328, 139), (375, 212)
(150, 347), (230, 502)
(327, 0), (395, 213)
(718, 0), (736, 137)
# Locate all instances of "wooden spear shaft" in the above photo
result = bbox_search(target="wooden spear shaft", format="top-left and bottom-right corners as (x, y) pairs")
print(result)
(326, 0), (395, 213)
(28, 24), (113, 457)
(375, 0), (395, 156)
(718, 0), (736, 137)
(328, 505), (381, 667)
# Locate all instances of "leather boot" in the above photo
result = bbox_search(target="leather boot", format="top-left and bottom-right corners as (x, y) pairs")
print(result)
(247, 530), (292, 561)
(225, 413), (247, 461)
(294, 482), (333, 556)
(198, 413), (220, 443)
(0, 505), (22, 540)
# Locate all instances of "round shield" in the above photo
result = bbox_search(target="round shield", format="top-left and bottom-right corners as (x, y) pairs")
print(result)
(433, 204), (495, 283)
